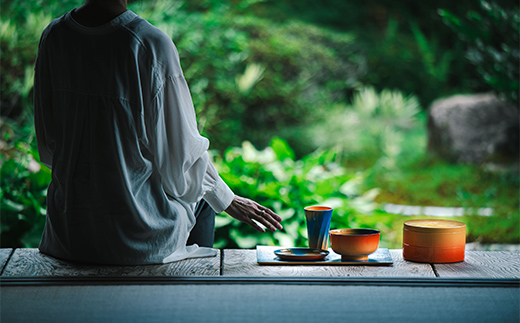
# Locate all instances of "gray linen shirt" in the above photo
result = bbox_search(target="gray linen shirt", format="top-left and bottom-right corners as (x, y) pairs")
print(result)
(34, 10), (234, 265)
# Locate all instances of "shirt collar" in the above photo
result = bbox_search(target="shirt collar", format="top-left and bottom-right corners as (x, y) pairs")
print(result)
(65, 9), (138, 34)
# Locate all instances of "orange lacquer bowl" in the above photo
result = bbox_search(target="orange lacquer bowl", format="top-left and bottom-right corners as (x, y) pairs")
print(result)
(329, 229), (380, 261)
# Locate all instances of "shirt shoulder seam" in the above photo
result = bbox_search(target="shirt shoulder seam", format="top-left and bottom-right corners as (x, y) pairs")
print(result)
(122, 22), (149, 52)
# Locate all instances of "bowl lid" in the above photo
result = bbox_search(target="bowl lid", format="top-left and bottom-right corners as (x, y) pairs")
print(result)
(404, 219), (466, 233)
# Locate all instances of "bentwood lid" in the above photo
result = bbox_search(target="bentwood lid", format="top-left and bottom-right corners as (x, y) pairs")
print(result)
(403, 219), (466, 233)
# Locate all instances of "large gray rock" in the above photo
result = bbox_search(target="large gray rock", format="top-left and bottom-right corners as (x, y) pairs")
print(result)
(427, 93), (519, 164)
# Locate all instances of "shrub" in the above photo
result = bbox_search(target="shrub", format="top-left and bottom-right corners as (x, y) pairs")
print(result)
(212, 138), (381, 249)
(139, 1), (365, 155)
(311, 87), (422, 168)
(0, 7), (51, 120)
(0, 121), (50, 247)
(439, 0), (520, 106)
(359, 18), (469, 108)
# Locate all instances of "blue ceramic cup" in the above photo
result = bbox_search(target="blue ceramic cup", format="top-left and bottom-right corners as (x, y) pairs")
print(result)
(304, 206), (333, 250)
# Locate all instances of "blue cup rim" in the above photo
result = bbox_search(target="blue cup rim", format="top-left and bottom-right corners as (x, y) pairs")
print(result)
(304, 206), (333, 211)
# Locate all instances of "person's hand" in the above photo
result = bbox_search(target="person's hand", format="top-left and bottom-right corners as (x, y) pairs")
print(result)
(224, 195), (283, 233)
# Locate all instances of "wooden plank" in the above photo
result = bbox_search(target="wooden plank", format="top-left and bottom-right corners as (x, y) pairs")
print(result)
(2, 249), (220, 277)
(222, 249), (435, 277)
(433, 251), (520, 278)
(0, 248), (13, 275)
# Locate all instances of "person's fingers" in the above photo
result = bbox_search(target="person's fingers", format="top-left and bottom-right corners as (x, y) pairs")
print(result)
(246, 200), (282, 230)
(263, 208), (283, 228)
(225, 195), (283, 232)
(226, 203), (266, 232)
(254, 208), (283, 231)
(244, 216), (266, 233)
(250, 209), (277, 232)
(255, 203), (282, 225)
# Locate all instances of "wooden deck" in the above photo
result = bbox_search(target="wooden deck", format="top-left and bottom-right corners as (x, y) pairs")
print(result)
(1, 248), (519, 278)
(1, 248), (519, 322)
(0, 248), (221, 277)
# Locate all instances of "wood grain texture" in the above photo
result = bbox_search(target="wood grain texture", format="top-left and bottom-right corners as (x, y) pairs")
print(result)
(0, 248), (13, 275)
(2, 249), (220, 277)
(433, 251), (520, 278)
(222, 249), (436, 277)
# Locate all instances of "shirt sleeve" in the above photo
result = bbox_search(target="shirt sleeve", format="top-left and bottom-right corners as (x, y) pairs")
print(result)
(148, 74), (234, 213)
(33, 26), (55, 170)
(201, 157), (234, 213)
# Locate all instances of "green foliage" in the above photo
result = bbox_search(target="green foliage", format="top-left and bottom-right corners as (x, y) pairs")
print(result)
(359, 18), (469, 108)
(1, 0), (364, 157)
(1, 0), (518, 250)
(313, 87), (422, 168)
(212, 138), (381, 249)
(0, 0), (83, 120)
(360, 127), (520, 245)
(136, 1), (365, 155)
(439, 0), (520, 105)
(255, 0), (488, 108)
(0, 7), (48, 120)
(0, 120), (50, 247)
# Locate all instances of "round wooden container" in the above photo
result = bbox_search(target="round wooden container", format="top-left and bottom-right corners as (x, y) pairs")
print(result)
(403, 219), (466, 263)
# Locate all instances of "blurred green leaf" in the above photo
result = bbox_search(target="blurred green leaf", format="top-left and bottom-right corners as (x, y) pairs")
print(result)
(270, 137), (295, 161)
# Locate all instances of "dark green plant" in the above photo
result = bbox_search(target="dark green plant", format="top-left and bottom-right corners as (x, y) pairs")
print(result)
(1, 0), (518, 250)
(0, 9), (49, 120)
(0, 121), (50, 247)
(129, 0), (366, 156)
(311, 87), (422, 168)
(0, 0), (82, 119)
(2, 0), (365, 158)
(359, 17), (469, 108)
(439, 0), (520, 105)
(212, 138), (382, 249)
(255, 0), (485, 108)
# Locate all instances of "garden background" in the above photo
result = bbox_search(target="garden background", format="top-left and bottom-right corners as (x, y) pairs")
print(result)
(1, 0), (519, 250)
